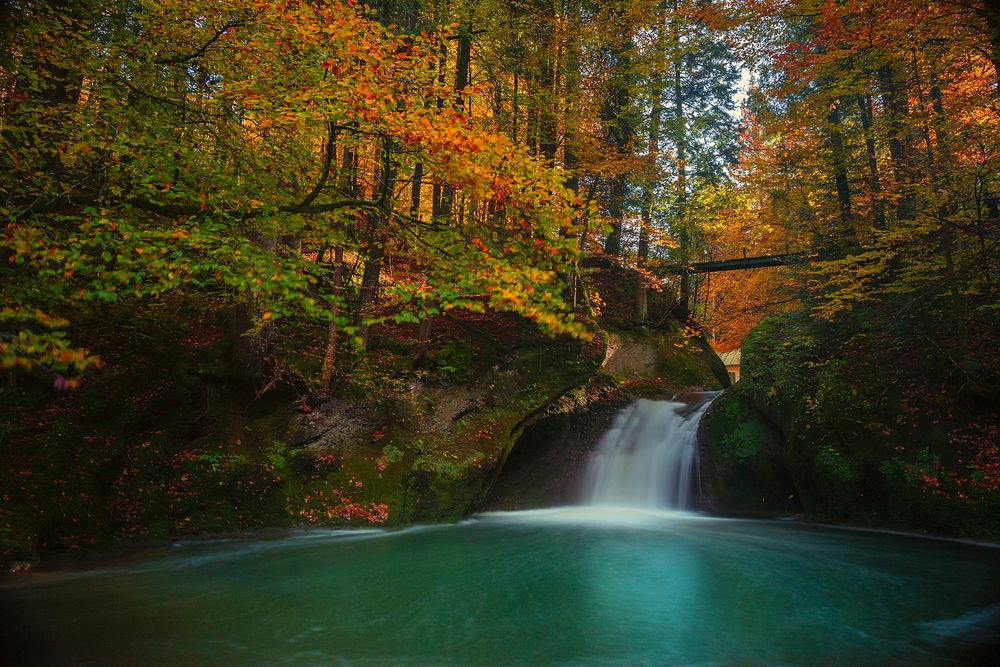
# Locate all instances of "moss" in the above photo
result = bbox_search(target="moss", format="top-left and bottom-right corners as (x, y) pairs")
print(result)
(719, 407), (765, 462)
(699, 388), (800, 517)
(729, 307), (1000, 540)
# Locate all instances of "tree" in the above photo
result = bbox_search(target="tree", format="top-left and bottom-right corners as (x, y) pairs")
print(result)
(1, 0), (589, 389)
(728, 0), (999, 321)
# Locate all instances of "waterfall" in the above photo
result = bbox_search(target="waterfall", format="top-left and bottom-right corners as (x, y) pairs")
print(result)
(580, 397), (715, 510)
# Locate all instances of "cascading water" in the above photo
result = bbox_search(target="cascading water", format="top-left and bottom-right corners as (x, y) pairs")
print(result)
(580, 396), (716, 510)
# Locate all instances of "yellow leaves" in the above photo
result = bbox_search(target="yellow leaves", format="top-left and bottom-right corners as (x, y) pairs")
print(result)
(31, 309), (70, 329)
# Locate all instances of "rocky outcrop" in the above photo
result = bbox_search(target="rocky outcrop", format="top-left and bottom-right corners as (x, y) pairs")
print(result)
(481, 328), (726, 511)
(478, 380), (629, 511)
(697, 388), (801, 517)
(701, 309), (1000, 541)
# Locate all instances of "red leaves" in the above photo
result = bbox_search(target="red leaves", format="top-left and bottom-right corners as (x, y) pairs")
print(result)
(52, 374), (80, 391)
(488, 175), (511, 212)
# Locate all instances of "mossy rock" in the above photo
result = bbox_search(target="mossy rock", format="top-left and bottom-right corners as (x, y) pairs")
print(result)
(602, 326), (727, 395)
(699, 388), (801, 517)
(728, 308), (1000, 541)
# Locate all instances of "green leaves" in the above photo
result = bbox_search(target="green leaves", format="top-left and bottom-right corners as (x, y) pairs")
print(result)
(0, 308), (102, 378)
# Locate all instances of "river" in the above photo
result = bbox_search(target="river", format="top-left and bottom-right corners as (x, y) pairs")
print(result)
(2, 399), (998, 665)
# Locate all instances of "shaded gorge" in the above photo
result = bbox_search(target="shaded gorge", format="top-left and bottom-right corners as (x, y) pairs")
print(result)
(2, 398), (998, 665)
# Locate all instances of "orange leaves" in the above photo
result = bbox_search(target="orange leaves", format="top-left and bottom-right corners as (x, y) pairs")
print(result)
(489, 175), (512, 212)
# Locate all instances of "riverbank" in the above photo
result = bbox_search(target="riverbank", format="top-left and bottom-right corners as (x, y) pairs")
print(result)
(699, 307), (1000, 542)
(1, 264), (727, 571)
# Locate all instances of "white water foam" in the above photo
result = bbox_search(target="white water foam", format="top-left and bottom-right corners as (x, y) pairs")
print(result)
(580, 398), (714, 510)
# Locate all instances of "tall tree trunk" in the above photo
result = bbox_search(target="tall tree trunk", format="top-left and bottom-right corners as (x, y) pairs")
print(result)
(525, 104), (538, 154)
(512, 69), (520, 142)
(601, 38), (632, 257)
(562, 0), (583, 303)
(673, 11), (690, 320)
(537, 0), (558, 163)
(856, 94), (885, 231)
(827, 103), (855, 247)
(432, 38), (447, 216)
(417, 24), (472, 354)
(437, 27), (471, 219)
(877, 63), (915, 221)
(320, 247), (345, 393)
(354, 137), (394, 348)
(355, 234), (385, 347)
(928, 78), (961, 300)
(637, 7), (666, 324)
(314, 128), (359, 386)
(410, 162), (423, 219)
(604, 177), (626, 256)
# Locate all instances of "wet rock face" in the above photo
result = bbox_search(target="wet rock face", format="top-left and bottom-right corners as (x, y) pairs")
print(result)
(697, 390), (802, 518)
(602, 334), (660, 379)
(478, 398), (630, 512)
(480, 328), (728, 513)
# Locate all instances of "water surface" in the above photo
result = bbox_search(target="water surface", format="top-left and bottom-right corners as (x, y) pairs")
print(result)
(2, 508), (998, 665)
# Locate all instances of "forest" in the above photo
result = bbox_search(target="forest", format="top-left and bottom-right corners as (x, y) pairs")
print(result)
(2, 0), (1000, 555)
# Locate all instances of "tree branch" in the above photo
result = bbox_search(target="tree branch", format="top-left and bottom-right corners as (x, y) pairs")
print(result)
(297, 122), (337, 208)
(154, 19), (247, 66)
(14, 191), (386, 219)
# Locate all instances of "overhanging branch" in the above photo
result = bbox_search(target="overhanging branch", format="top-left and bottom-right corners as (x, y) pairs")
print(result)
(13, 190), (386, 220)
(153, 19), (248, 66)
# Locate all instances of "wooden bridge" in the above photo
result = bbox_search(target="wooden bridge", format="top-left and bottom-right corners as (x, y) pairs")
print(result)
(654, 251), (809, 275)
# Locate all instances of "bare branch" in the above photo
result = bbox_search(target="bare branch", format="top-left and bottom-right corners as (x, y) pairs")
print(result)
(154, 19), (247, 66)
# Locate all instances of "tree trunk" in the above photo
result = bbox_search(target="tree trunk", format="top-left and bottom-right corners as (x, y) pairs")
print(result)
(562, 0), (583, 303)
(856, 94), (885, 231)
(438, 27), (471, 219)
(320, 247), (345, 393)
(827, 104), (855, 246)
(538, 0), (558, 163)
(673, 13), (690, 320)
(928, 80), (961, 300)
(601, 38), (632, 257)
(355, 238), (384, 347)
(432, 38), (447, 216)
(637, 7), (665, 324)
(877, 63), (915, 221)
(410, 162), (423, 219)
(354, 138), (395, 347)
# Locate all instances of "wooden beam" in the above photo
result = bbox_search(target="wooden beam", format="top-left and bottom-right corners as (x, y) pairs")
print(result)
(655, 252), (807, 275)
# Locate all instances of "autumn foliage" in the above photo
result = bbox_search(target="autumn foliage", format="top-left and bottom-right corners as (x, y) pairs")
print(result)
(1, 0), (589, 388)
(2, 0), (999, 545)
